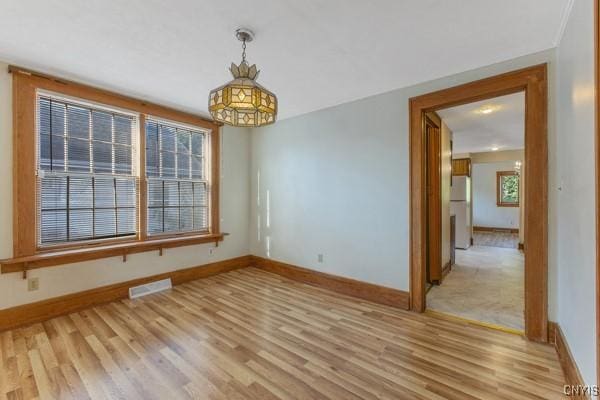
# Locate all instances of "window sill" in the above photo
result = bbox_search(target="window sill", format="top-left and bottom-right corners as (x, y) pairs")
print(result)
(0, 233), (226, 275)
(497, 203), (520, 208)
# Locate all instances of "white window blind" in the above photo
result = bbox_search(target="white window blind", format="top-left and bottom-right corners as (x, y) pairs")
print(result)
(37, 95), (138, 245)
(145, 118), (208, 235)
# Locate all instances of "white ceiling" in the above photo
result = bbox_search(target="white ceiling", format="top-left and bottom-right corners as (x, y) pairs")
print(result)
(438, 92), (525, 153)
(0, 1), (569, 120)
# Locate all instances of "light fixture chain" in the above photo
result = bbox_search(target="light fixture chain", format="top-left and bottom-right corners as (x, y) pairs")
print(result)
(241, 39), (247, 63)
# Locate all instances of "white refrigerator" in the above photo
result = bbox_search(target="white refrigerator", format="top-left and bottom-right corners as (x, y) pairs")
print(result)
(450, 176), (471, 249)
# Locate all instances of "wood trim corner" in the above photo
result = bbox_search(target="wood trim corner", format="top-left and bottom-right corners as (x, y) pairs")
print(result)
(409, 64), (548, 342)
(548, 322), (591, 398)
(252, 256), (410, 310)
(0, 255), (252, 332)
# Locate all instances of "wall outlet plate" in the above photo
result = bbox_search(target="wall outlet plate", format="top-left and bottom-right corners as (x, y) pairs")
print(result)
(317, 254), (324, 263)
(28, 277), (39, 291)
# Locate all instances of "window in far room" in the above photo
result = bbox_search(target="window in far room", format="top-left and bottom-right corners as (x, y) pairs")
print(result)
(496, 170), (519, 207)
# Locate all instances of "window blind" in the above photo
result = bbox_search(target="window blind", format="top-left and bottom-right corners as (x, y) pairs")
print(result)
(37, 95), (138, 245)
(145, 119), (208, 235)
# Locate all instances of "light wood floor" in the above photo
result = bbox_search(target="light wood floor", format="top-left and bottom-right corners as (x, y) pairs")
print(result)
(0, 268), (565, 400)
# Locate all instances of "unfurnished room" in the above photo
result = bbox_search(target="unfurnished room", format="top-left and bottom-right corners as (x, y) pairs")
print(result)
(0, 1), (598, 399)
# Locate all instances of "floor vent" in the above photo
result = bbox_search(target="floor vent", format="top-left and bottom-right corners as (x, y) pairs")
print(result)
(129, 278), (172, 299)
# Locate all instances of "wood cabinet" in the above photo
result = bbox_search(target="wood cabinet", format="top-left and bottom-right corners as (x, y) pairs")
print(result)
(452, 158), (471, 177)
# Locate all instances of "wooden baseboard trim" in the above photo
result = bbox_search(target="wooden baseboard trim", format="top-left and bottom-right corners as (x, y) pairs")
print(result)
(0, 255), (253, 332)
(548, 322), (590, 399)
(473, 226), (519, 234)
(252, 256), (409, 310)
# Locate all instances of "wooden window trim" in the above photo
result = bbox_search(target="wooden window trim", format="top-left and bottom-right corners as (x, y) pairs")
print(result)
(0, 233), (226, 274)
(496, 171), (520, 207)
(2, 66), (222, 273)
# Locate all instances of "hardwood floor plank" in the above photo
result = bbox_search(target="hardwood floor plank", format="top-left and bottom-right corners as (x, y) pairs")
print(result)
(0, 268), (566, 400)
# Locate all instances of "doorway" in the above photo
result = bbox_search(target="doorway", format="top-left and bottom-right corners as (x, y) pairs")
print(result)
(409, 65), (548, 342)
(425, 93), (525, 332)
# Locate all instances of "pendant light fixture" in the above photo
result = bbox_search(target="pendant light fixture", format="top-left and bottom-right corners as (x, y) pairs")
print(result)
(208, 28), (277, 127)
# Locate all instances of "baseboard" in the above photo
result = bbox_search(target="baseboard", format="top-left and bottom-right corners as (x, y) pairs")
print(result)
(473, 226), (519, 234)
(252, 256), (409, 310)
(0, 255), (253, 332)
(548, 322), (590, 399)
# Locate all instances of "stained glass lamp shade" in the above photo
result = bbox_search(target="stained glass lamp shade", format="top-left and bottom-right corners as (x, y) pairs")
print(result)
(208, 29), (277, 127)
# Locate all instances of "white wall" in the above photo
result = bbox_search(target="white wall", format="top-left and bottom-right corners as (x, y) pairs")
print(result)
(555, 0), (597, 386)
(0, 62), (251, 309)
(472, 160), (521, 229)
(250, 49), (558, 306)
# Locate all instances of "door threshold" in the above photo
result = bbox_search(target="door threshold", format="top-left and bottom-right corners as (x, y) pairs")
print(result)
(424, 309), (524, 336)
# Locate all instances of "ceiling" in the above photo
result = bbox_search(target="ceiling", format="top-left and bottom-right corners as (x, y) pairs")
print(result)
(0, 1), (569, 121)
(437, 92), (525, 153)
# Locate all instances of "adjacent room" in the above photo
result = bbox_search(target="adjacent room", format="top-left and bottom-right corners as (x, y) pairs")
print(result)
(427, 93), (526, 332)
(0, 1), (597, 399)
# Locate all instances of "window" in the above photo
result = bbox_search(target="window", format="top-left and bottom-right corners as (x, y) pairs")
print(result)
(145, 119), (209, 235)
(8, 67), (221, 266)
(37, 95), (138, 246)
(497, 171), (519, 207)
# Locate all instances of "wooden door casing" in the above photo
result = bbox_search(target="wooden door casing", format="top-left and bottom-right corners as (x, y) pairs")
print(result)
(426, 117), (442, 284)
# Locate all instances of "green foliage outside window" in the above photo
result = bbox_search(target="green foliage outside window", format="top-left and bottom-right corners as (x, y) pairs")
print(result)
(500, 173), (519, 205)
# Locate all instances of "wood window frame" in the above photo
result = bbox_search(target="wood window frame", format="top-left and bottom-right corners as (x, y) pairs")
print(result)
(1, 66), (222, 274)
(409, 64), (548, 342)
(496, 170), (520, 207)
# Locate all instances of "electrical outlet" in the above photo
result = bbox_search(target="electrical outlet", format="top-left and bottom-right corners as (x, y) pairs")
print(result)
(317, 254), (324, 263)
(209, 247), (216, 256)
(28, 277), (39, 292)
